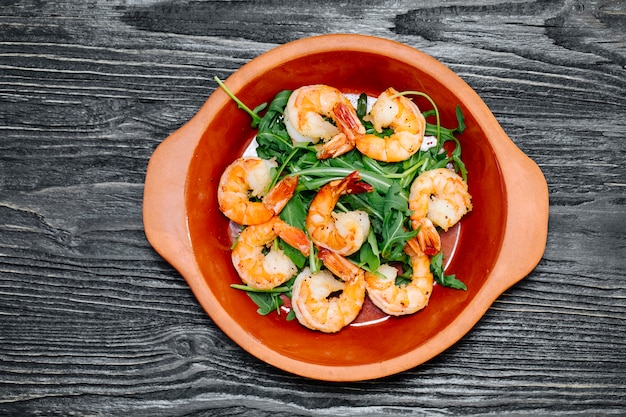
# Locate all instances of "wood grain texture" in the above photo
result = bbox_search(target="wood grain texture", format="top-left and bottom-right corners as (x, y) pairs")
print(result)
(1, 0), (625, 415)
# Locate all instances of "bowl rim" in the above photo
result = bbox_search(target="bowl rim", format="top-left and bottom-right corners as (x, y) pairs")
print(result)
(143, 34), (549, 381)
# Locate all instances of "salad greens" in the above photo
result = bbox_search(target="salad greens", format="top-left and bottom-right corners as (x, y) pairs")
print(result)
(215, 76), (468, 317)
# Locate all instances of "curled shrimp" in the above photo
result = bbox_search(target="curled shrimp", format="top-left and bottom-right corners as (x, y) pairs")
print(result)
(409, 168), (472, 255)
(355, 87), (426, 162)
(365, 239), (433, 316)
(231, 216), (311, 290)
(305, 171), (373, 256)
(409, 168), (472, 254)
(284, 84), (365, 159)
(218, 157), (297, 225)
(291, 247), (366, 333)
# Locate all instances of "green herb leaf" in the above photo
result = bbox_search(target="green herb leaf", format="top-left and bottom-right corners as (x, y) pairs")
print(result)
(430, 251), (467, 290)
(381, 209), (418, 262)
(358, 230), (381, 272)
(383, 182), (410, 214)
(356, 93), (368, 118)
(279, 193), (309, 230)
(255, 90), (297, 165)
(280, 240), (307, 269)
(454, 105), (466, 134)
(248, 292), (281, 315)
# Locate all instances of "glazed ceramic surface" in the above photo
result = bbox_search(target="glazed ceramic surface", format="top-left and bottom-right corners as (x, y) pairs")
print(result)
(143, 34), (548, 381)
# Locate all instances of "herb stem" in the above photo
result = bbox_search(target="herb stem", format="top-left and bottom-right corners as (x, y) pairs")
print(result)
(292, 167), (394, 193)
(214, 76), (262, 127)
(230, 284), (290, 293)
(266, 146), (301, 192)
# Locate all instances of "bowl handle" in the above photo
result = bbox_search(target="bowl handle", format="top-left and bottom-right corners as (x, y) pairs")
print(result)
(491, 131), (549, 293)
(143, 117), (204, 277)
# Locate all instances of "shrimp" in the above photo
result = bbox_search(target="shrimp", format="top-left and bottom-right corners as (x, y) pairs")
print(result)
(365, 239), (433, 316)
(284, 84), (365, 159)
(408, 168), (472, 255)
(231, 216), (311, 290)
(218, 157), (298, 225)
(409, 167), (472, 245)
(291, 247), (366, 333)
(355, 87), (426, 162)
(305, 171), (373, 256)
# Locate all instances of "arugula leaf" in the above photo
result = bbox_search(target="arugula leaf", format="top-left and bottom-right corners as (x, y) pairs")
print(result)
(279, 193), (308, 230)
(430, 251), (467, 290)
(383, 182), (410, 214)
(231, 277), (299, 316)
(356, 93), (368, 119)
(230, 284), (288, 315)
(255, 90), (295, 164)
(381, 209), (418, 262)
(454, 105), (466, 134)
(278, 238), (307, 269)
(376, 182), (416, 262)
(247, 292), (282, 315)
(395, 264), (413, 287)
(357, 229), (381, 272)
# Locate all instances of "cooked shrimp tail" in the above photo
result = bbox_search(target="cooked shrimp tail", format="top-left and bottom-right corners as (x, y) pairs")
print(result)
(262, 175), (298, 216)
(413, 217), (442, 256)
(317, 246), (362, 283)
(315, 134), (354, 160)
(315, 101), (366, 159)
(273, 218), (311, 257)
(342, 171), (374, 194)
(334, 101), (365, 141)
(404, 235), (424, 258)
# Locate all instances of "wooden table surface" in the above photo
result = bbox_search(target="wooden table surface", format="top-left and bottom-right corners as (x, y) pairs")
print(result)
(1, 1), (625, 415)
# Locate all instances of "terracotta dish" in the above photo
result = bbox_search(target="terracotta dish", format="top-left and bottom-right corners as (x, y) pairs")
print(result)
(143, 34), (548, 381)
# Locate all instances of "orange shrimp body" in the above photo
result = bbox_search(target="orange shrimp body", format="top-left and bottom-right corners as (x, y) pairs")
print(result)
(365, 239), (433, 316)
(218, 157), (297, 225)
(231, 216), (311, 290)
(356, 87), (426, 162)
(410, 168), (472, 230)
(305, 171), (372, 256)
(409, 168), (472, 255)
(284, 84), (365, 159)
(291, 247), (366, 333)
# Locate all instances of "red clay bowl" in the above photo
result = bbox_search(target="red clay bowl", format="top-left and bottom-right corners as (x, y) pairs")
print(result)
(143, 34), (548, 381)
